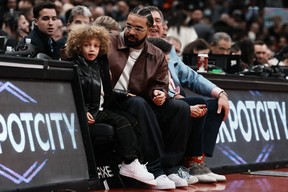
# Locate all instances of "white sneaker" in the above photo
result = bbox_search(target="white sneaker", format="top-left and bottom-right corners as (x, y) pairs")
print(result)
(195, 174), (217, 183)
(186, 174), (199, 185)
(188, 162), (217, 183)
(119, 159), (156, 186)
(178, 166), (199, 185)
(168, 173), (188, 187)
(193, 162), (226, 182)
(207, 172), (227, 182)
(153, 174), (176, 190)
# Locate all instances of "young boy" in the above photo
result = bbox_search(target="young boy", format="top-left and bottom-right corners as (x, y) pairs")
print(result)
(66, 24), (156, 186)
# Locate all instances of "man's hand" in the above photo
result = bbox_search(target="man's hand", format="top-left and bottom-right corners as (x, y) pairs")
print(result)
(173, 94), (185, 99)
(217, 94), (230, 121)
(190, 104), (207, 118)
(152, 90), (166, 106)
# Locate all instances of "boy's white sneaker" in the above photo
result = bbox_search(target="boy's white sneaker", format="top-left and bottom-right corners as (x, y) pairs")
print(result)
(119, 159), (156, 186)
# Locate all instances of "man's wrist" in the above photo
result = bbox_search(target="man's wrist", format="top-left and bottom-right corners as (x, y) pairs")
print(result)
(218, 90), (228, 98)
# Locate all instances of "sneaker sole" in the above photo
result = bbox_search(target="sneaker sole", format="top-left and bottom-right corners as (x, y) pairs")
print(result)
(175, 183), (188, 188)
(119, 170), (156, 186)
(187, 179), (199, 185)
(206, 173), (227, 182)
(195, 175), (217, 183)
(152, 184), (176, 190)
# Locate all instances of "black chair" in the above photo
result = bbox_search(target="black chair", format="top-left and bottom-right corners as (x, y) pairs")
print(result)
(89, 123), (124, 189)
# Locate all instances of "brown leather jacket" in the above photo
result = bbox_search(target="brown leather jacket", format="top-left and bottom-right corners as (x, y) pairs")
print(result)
(107, 33), (169, 101)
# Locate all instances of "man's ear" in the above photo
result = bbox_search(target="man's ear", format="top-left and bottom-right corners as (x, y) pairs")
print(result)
(33, 18), (38, 27)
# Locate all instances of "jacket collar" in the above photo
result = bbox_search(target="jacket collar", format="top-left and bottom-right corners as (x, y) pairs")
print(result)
(34, 27), (51, 42)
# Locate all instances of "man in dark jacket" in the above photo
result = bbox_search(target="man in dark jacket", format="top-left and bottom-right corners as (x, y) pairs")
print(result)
(17, 1), (58, 59)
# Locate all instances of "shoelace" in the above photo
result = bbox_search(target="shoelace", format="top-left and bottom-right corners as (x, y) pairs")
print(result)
(178, 167), (191, 179)
(198, 162), (212, 173)
(141, 162), (149, 171)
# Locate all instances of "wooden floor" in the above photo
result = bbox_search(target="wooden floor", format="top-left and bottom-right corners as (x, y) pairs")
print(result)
(92, 168), (288, 192)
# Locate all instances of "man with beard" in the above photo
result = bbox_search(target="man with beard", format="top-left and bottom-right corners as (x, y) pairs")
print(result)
(107, 7), (191, 190)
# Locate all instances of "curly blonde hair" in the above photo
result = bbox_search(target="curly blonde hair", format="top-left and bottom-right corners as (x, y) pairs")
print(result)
(66, 24), (110, 58)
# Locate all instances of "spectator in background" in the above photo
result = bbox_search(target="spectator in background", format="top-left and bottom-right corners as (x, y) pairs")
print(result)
(268, 15), (282, 41)
(253, 40), (270, 65)
(52, 18), (65, 41)
(161, 20), (168, 38)
(188, 7), (214, 42)
(167, 9), (198, 53)
(146, 5), (229, 184)
(66, 24), (156, 186)
(93, 15), (120, 35)
(63, 5), (91, 37)
(17, 0), (35, 23)
(248, 21), (260, 41)
(212, 13), (234, 38)
(102, 0), (115, 19)
(210, 32), (232, 55)
(276, 35), (288, 53)
(56, 5), (92, 60)
(17, 1), (58, 59)
(2, 11), (30, 49)
(0, 0), (18, 27)
(230, 42), (241, 55)
(113, 0), (130, 29)
(90, 5), (105, 21)
(107, 7), (191, 189)
(165, 36), (181, 56)
(182, 38), (210, 55)
(238, 38), (255, 70)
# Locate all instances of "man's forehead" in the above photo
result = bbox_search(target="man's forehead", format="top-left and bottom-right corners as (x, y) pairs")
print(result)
(255, 44), (267, 50)
(129, 13), (148, 19)
(73, 15), (90, 23)
(127, 13), (147, 25)
(151, 11), (162, 20)
(39, 8), (57, 16)
(218, 40), (231, 47)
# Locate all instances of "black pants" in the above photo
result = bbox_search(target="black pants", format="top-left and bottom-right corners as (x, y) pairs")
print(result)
(119, 96), (190, 177)
(91, 109), (138, 162)
(181, 97), (224, 157)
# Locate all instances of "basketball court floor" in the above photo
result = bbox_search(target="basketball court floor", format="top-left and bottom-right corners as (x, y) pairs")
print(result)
(91, 167), (288, 192)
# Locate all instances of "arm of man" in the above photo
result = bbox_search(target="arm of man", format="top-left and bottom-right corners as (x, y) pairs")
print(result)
(169, 48), (215, 96)
(147, 49), (169, 100)
(169, 47), (230, 120)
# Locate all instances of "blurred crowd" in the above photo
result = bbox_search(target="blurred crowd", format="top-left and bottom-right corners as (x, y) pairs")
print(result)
(1, 0), (288, 67)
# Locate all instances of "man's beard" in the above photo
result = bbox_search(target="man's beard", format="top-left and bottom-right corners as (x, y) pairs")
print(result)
(124, 33), (146, 48)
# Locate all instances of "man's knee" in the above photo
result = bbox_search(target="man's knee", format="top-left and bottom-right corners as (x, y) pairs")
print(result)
(168, 99), (190, 112)
(123, 96), (153, 114)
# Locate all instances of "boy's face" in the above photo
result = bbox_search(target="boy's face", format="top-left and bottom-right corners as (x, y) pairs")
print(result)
(81, 38), (100, 61)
